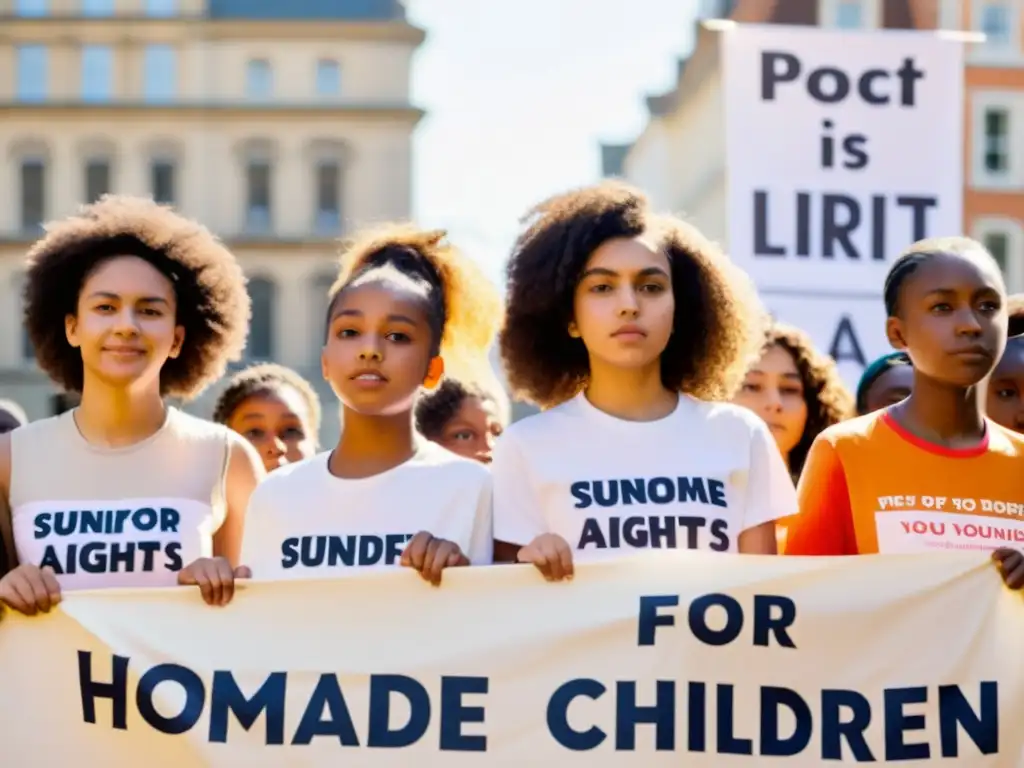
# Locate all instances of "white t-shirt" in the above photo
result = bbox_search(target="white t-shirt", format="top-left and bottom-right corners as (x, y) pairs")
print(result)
(492, 392), (796, 559)
(241, 440), (493, 579)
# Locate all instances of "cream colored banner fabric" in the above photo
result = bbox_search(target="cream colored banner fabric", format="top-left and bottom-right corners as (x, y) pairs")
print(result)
(0, 552), (1021, 766)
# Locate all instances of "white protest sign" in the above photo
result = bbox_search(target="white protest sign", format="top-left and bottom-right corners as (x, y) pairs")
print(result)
(723, 25), (964, 382)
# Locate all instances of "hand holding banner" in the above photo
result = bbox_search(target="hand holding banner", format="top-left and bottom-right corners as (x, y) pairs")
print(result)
(0, 552), (1020, 766)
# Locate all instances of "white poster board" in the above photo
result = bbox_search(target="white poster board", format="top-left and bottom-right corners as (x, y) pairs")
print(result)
(723, 25), (964, 387)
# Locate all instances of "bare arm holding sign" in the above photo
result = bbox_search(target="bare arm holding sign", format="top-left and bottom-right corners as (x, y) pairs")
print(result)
(177, 433), (265, 607)
(0, 433), (63, 616)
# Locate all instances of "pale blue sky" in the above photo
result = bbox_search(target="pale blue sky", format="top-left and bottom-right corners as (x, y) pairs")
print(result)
(405, 0), (702, 285)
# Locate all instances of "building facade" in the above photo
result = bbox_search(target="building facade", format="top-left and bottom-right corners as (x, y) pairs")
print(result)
(0, 0), (424, 444)
(604, 0), (1024, 291)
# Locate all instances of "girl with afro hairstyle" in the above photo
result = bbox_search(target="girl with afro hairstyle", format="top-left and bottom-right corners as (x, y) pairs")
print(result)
(240, 225), (502, 588)
(415, 376), (508, 464)
(0, 196), (264, 615)
(731, 323), (854, 480)
(213, 363), (321, 473)
(492, 181), (797, 580)
(786, 237), (1024, 591)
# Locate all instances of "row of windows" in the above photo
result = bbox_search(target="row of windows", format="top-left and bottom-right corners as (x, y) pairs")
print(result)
(831, 0), (1013, 44)
(14, 154), (345, 237)
(15, 0), (176, 16)
(15, 45), (342, 103)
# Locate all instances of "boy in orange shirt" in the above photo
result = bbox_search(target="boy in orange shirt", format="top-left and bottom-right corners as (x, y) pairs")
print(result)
(784, 237), (1024, 590)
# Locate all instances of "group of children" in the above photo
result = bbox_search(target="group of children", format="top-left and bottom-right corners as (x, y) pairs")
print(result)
(0, 181), (1022, 616)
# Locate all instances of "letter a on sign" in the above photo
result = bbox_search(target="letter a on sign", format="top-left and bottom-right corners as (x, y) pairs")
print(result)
(829, 316), (866, 367)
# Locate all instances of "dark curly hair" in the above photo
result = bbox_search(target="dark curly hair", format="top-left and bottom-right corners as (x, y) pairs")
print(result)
(212, 363), (322, 441)
(22, 195), (250, 400)
(1008, 293), (1024, 338)
(327, 225), (502, 377)
(415, 377), (498, 440)
(500, 181), (768, 407)
(763, 323), (854, 476)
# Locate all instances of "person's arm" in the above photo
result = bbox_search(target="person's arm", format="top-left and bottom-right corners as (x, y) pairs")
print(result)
(465, 471), (494, 565)
(737, 421), (796, 554)
(0, 432), (62, 615)
(783, 437), (858, 556)
(179, 435), (264, 606)
(213, 434), (265, 567)
(0, 433), (15, 573)
(492, 432), (547, 562)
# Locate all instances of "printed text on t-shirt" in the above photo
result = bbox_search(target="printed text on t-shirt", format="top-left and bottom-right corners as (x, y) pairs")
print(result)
(572, 476), (731, 552)
(280, 534), (415, 569)
(33, 508), (184, 575)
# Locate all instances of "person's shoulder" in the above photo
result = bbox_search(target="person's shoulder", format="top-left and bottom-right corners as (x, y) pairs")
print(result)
(409, 440), (491, 485)
(500, 397), (580, 445)
(167, 406), (234, 443)
(685, 398), (767, 433)
(988, 421), (1024, 457)
(251, 453), (329, 502)
(8, 412), (65, 442)
(815, 411), (883, 449)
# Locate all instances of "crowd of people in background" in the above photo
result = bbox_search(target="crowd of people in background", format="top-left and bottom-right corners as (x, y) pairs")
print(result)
(0, 179), (1023, 615)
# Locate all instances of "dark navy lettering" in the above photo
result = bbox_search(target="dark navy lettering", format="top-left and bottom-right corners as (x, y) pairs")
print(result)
(34, 507), (180, 538)
(578, 516), (730, 551)
(545, 677), (998, 757)
(280, 534), (414, 570)
(570, 477), (729, 510)
(79, 652), (489, 751)
(40, 541), (182, 574)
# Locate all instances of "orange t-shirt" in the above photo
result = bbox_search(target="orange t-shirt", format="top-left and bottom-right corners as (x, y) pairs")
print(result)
(784, 411), (1024, 556)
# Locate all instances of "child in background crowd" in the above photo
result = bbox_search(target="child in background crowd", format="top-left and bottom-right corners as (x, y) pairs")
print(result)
(0, 196), (263, 615)
(0, 399), (27, 435)
(415, 377), (507, 464)
(241, 226), (502, 587)
(785, 237), (1024, 590)
(855, 352), (914, 415)
(732, 322), (853, 480)
(214, 363), (320, 473)
(493, 181), (796, 580)
(986, 294), (1024, 433)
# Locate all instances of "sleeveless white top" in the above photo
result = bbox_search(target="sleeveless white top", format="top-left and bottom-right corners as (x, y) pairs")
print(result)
(8, 407), (231, 591)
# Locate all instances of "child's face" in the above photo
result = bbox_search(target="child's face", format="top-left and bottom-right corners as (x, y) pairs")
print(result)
(432, 395), (504, 464)
(887, 252), (1006, 388)
(67, 256), (184, 392)
(731, 344), (808, 458)
(987, 339), (1024, 432)
(322, 282), (439, 416)
(571, 235), (674, 375)
(862, 364), (913, 414)
(227, 386), (316, 472)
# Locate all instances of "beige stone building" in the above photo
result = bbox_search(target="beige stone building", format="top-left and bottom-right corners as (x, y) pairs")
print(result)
(0, 0), (424, 444)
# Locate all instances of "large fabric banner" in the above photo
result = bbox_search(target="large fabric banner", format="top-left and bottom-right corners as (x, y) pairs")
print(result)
(1, 552), (1021, 766)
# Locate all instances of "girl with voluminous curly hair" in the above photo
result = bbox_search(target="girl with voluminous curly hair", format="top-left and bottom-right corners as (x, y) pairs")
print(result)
(0, 195), (264, 616)
(238, 224), (502, 592)
(492, 181), (798, 579)
(732, 323), (854, 480)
